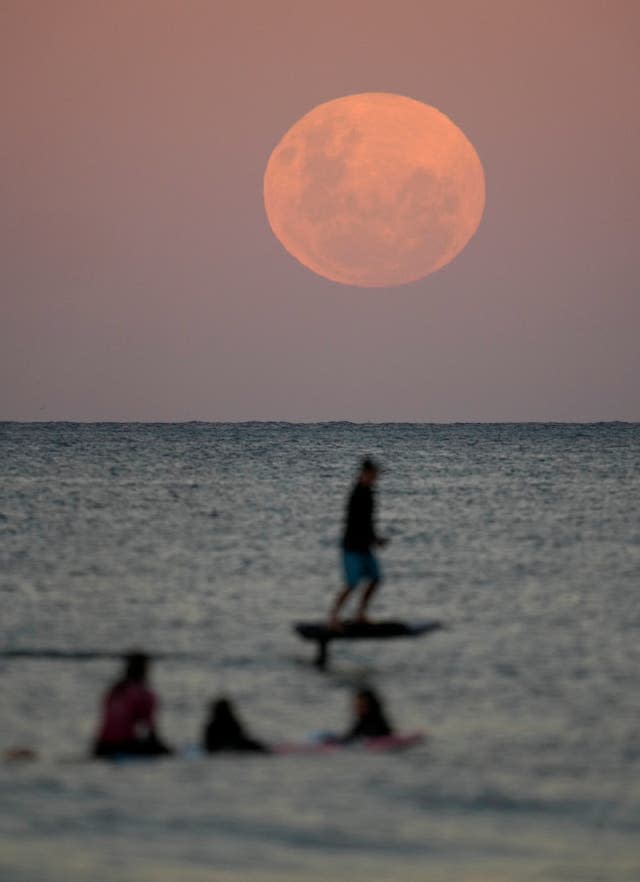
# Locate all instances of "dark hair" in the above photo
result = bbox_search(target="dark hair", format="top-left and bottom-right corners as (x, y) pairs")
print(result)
(350, 686), (393, 739)
(357, 687), (383, 713)
(108, 651), (149, 698)
(205, 697), (244, 742)
(124, 651), (149, 682)
(360, 457), (379, 473)
(210, 697), (236, 725)
(357, 687), (391, 725)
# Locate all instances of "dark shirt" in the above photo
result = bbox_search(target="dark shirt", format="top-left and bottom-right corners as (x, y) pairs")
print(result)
(343, 483), (376, 552)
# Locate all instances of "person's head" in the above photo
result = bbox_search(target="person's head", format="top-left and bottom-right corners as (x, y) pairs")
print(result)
(359, 457), (380, 486)
(354, 687), (384, 720)
(123, 651), (149, 683)
(210, 697), (237, 725)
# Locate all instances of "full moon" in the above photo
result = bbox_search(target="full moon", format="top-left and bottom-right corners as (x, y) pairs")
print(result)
(263, 93), (485, 287)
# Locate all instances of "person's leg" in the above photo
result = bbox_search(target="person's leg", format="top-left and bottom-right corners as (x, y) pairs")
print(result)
(328, 586), (351, 628)
(355, 580), (378, 622)
(329, 552), (360, 627)
(355, 552), (381, 622)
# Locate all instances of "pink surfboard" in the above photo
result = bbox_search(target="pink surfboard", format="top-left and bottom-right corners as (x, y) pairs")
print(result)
(273, 731), (425, 755)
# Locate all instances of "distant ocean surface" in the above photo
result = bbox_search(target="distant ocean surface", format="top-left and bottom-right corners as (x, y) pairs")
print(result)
(1, 422), (638, 882)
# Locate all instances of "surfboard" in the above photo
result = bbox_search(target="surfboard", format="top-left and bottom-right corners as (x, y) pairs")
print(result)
(294, 619), (443, 642)
(273, 732), (426, 755)
(5, 733), (427, 766)
(293, 619), (444, 668)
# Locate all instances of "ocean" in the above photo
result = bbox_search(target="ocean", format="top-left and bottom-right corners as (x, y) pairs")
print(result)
(1, 422), (638, 882)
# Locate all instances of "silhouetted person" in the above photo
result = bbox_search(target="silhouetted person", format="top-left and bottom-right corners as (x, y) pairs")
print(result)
(329, 457), (388, 628)
(342, 687), (393, 743)
(202, 697), (269, 754)
(93, 652), (173, 758)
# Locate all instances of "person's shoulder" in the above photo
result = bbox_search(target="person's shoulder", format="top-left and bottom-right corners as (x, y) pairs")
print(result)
(128, 682), (156, 706)
(124, 680), (152, 694)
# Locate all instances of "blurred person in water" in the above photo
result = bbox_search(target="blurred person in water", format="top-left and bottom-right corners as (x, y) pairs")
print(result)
(342, 687), (393, 742)
(93, 651), (173, 758)
(202, 696), (270, 753)
(319, 687), (394, 745)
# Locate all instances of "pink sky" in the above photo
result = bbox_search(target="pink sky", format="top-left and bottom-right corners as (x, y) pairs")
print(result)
(1, 0), (638, 421)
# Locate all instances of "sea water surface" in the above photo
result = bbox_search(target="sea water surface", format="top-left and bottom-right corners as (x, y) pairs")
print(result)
(1, 422), (639, 882)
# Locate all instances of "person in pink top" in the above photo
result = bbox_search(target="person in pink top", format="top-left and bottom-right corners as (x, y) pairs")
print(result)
(93, 652), (172, 758)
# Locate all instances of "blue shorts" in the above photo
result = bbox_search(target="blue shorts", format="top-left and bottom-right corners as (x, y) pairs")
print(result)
(342, 550), (381, 590)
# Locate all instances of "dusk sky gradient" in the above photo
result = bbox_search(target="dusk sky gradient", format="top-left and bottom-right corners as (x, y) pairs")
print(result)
(2, 0), (639, 421)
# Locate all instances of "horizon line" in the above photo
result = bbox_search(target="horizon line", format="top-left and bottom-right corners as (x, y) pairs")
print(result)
(1, 419), (638, 427)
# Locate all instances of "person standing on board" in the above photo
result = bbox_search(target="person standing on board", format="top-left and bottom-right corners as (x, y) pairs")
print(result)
(328, 457), (388, 628)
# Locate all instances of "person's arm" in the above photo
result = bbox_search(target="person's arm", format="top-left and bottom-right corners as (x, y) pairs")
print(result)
(141, 691), (157, 729)
(367, 489), (388, 547)
(140, 691), (173, 753)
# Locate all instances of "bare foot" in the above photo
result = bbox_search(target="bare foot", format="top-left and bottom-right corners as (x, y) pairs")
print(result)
(354, 614), (372, 625)
(327, 616), (344, 631)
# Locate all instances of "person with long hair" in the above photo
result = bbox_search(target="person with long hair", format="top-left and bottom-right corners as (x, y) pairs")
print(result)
(342, 687), (393, 743)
